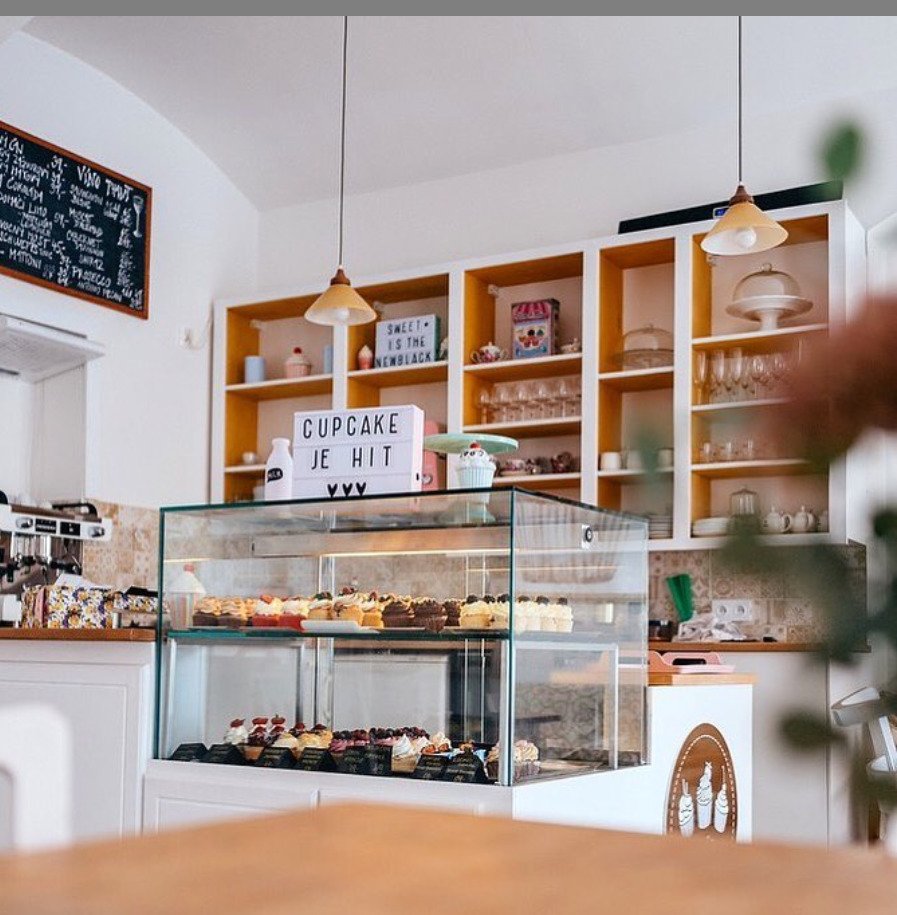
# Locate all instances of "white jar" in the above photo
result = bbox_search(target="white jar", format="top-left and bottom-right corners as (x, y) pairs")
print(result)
(264, 438), (293, 500)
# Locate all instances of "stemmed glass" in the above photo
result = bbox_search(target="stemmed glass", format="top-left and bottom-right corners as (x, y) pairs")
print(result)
(726, 348), (745, 402)
(695, 351), (709, 404)
(512, 382), (531, 421)
(556, 378), (571, 417)
(770, 352), (788, 396)
(477, 388), (492, 424)
(533, 380), (552, 420)
(749, 354), (769, 399)
(132, 196), (144, 239)
(493, 385), (512, 423)
(710, 349), (727, 403)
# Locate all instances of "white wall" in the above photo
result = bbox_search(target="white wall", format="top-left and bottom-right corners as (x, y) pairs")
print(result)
(0, 32), (258, 508)
(257, 88), (897, 290)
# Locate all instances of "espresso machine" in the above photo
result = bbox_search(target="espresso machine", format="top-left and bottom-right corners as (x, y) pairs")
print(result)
(0, 491), (112, 624)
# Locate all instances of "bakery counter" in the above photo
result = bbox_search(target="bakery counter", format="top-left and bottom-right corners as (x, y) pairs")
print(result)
(0, 635), (154, 842)
(144, 681), (753, 840)
(0, 626), (155, 641)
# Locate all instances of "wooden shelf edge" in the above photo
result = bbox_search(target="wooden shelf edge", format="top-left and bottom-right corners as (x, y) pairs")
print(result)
(347, 361), (448, 387)
(692, 323), (828, 350)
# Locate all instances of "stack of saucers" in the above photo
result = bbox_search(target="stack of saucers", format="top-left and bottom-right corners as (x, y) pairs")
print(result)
(692, 516), (730, 538)
(647, 513), (673, 540)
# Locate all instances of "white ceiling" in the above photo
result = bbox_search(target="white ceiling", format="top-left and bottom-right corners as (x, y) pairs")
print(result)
(19, 15), (897, 211)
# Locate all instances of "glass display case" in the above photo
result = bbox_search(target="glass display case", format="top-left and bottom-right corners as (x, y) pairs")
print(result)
(155, 488), (648, 787)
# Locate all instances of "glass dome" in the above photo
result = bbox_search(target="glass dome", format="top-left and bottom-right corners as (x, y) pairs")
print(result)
(727, 263), (812, 331)
(732, 263), (803, 302)
(618, 323), (673, 369)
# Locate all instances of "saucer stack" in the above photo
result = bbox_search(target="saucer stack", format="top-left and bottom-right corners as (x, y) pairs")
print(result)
(647, 513), (673, 540)
(692, 516), (730, 538)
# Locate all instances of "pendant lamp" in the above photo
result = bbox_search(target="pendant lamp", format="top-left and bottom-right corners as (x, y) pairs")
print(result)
(305, 17), (376, 326)
(701, 17), (787, 256)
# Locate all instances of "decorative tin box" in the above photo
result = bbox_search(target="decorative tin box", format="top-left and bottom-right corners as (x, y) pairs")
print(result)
(511, 299), (559, 358)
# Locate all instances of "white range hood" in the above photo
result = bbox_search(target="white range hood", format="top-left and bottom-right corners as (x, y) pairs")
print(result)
(0, 314), (104, 382)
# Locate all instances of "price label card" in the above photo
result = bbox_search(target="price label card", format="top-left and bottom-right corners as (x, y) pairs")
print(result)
(169, 742), (208, 762)
(338, 746), (371, 775)
(256, 747), (296, 769)
(443, 752), (489, 784)
(297, 748), (337, 772)
(412, 755), (450, 780)
(202, 744), (246, 766)
(365, 745), (394, 777)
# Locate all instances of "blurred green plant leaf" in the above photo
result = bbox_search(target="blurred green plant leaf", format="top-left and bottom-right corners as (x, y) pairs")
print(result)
(820, 121), (864, 183)
(780, 711), (844, 752)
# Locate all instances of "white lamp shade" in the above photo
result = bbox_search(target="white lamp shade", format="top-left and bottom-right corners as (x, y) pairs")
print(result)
(305, 267), (377, 326)
(701, 187), (788, 256)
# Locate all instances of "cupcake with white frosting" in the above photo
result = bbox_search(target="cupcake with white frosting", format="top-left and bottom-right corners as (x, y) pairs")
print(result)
(456, 441), (495, 489)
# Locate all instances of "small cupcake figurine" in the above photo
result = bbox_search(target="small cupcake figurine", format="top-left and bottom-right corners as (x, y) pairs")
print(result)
(456, 441), (495, 489)
(357, 344), (374, 370)
(224, 718), (249, 747)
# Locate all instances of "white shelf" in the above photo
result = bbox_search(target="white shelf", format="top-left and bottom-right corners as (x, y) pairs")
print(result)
(597, 468), (674, 482)
(493, 472), (581, 489)
(225, 464), (265, 475)
(464, 352), (581, 381)
(464, 416), (581, 438)
(692, 323), (828, 352)
(691, 459), (815, 479)
(226, 374), (333, 400)
(692, 398), (790, 413)
(598, 366), (674, 392)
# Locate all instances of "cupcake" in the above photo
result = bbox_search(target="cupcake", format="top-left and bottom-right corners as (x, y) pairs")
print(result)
(280, 596), (310, 629)
(192, 596), (221, 627)
(422, 732), (452, 755)
(251, 594), (283, 627)
(459, 595), (492, 629)
(244, 717), (270, 761)
(334, 589), (365, 625)
(391, 734), (420, 774)
(272, 730), (301, 758)
(443, 599), (462, 627)
(383, 598), (414, 628)
(218, 597), (250, 629)
(224, 718), (249, 746)
(456, 441), (495, 489)
(413, 598), (447, 632)
(307, 592), (334, 621)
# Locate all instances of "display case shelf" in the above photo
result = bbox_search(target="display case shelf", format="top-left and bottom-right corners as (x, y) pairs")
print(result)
(464, 417), (581, 438)
(347, 361), (448, 387)
(598, 366), (674, 392)
(226, 375), (334, 401)
(464, 353), (582, 382)
(691, 459), (814, 479)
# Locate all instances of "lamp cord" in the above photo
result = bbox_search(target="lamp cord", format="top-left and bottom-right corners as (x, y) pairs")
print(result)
(737, 14), (743, 185)
(338, 15), (348, 268)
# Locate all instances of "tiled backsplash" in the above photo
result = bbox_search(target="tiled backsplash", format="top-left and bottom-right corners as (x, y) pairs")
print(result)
(80, 499), (867, 644)
(81, 500), (159, 591)
(649, 545), (867, 642)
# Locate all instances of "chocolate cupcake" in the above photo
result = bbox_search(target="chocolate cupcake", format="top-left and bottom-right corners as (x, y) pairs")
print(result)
(414, 598), (447, 632)
(383, 599), (414, 628)
(443, 599), (462, 627)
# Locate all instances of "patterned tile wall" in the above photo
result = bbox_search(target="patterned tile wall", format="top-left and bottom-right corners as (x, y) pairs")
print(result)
(649, 544), (866, 642)
(81, 500), (159, 591)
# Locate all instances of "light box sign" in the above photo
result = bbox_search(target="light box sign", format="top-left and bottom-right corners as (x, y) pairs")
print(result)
(292, 405), (424, 499)
(374, 314), (440, 368)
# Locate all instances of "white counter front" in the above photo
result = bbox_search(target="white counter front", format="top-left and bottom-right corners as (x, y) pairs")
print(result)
(144, 681), (752, 840)
(0, 632), (155, 841)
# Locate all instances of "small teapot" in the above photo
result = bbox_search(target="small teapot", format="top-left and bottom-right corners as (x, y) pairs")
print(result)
(791, 506), (817, 534)
(762, 506), (792, 534)
(470, 342), (507, 364)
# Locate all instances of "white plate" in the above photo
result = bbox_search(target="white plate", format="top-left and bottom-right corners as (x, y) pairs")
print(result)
(301, 620), (380, 634)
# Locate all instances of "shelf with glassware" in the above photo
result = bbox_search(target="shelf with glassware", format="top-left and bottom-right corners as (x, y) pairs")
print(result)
(687, 213), (834, 541)
(211, 199), (864, 548)
(596, 236), (676, 541)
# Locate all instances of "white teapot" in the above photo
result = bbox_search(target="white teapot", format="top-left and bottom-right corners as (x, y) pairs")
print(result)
(762, 506), (792, 534)
(791, 505), (817, 534)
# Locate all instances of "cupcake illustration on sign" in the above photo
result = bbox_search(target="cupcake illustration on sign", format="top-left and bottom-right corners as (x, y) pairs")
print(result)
(666, 723), (738, 841)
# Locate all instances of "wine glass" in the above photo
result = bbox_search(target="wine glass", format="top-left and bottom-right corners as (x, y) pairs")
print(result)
(770, 352), (788, 396)
(695, 351), (708, 404)
(533, 380), (551, 419)
(749, 354), (769, 399)
(477, 388), (492, 424)
(727, 348), (745, 402)
(512, 382), (531, 421)
(556, 378), (571, 417)
(710, 349), (727, 403)
(493, 385), (511, 423)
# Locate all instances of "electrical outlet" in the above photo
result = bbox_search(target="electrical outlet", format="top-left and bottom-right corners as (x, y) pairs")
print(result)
(712, 598), (753, 622)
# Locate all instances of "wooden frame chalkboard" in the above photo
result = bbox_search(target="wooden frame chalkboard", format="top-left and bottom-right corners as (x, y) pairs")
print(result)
(0, 120), (151, 319)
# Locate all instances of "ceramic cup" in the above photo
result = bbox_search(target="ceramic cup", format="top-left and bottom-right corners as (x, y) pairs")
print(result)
(244, 355), (266, 384)
(624, 450), (643, 471)
(600, 451), (622, 471)
(241, 451), (259, 465)
(657, 447), (674, 469)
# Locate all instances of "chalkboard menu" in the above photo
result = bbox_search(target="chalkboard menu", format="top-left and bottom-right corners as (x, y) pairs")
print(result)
(0, 120), (151, 318)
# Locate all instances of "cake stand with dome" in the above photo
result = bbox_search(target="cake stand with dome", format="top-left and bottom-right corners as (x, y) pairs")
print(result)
(726, 263), (813, 332)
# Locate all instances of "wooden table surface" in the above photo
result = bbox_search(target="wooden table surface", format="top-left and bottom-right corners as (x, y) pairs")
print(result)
(1, 804), (894, 914)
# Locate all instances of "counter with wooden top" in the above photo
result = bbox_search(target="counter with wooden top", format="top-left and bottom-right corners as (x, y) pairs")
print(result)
(4, 803), (894, 915)
(0, 629), (154, 842)
(0, 626), (154, 641)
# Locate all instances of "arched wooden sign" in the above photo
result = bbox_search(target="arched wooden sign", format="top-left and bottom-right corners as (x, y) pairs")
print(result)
(666, 723), (738, 841)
